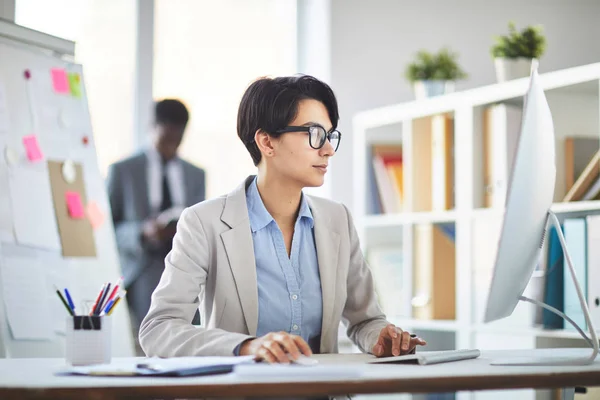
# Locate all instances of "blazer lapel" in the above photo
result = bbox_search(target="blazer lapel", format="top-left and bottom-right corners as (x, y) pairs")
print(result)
(308, 197), (340, 353)
(220, 176), (258, 336)
(135, 154), (151, 218)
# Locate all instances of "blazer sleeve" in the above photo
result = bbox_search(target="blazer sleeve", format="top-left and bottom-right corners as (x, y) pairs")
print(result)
(107, 164), (142, 256)
(138, 207), (253, 357)
(340, 204), (390, 354)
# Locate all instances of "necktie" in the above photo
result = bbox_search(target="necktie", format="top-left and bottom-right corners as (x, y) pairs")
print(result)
(160, 161), (172, 212)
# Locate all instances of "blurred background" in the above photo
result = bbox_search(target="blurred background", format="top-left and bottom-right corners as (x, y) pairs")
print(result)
(8, 0), (599, 207)
(1, 2), (600, 399)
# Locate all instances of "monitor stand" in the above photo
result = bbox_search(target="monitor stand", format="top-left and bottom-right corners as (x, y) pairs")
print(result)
(491, 211), (599, 366)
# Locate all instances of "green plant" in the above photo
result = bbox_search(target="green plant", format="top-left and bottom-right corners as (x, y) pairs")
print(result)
(491, 22), (546, 59)
(405, 48), (468, 83)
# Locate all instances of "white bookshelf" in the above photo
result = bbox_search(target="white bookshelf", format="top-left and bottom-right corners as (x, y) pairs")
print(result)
(352, 63), (600, 400)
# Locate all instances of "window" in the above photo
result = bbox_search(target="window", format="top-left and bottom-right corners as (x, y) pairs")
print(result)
(15, 0), (136, 176)
(153, 0), (297, 198)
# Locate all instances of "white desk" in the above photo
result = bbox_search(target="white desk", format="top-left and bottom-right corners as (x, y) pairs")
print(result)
(0, 350), (599, 399)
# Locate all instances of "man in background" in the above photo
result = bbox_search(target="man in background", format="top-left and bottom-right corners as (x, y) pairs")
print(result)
(107, 99), (205, 339)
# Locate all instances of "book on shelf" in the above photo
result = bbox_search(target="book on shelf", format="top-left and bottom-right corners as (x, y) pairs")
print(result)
(370, 144), (403, 214)
(564, 136), (599, 193)
(412, 223), (456, 320)
(563, 149), (600, 202)
(562, 218), (588, 331)
(482, 103), (522, 208)
(586, 215), (600, 333)
(431, 114), (454, 211)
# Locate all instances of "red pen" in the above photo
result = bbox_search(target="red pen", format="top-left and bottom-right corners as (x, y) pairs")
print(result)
(89, 283), (106, 316)
(106, 277), (123, 304)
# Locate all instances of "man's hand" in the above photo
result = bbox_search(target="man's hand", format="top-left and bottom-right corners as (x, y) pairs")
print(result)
(142, 219), (177, 245)
(372, 324), (427, 357)
(239, 331), (312, 364)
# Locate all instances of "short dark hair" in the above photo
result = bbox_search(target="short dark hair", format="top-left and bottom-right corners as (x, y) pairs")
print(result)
(237, 75), (339, 166)
(154, 99), (189, 126)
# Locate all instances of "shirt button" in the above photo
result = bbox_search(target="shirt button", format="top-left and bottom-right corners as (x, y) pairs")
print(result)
(291, 294), (298, 300)
(292, 324), (299, 331)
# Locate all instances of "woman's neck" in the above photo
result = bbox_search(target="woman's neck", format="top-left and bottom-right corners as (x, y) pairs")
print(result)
(255, 171), (302, 228)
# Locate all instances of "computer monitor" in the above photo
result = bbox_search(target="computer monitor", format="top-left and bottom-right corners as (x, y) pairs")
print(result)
(482, 66), (599, 366)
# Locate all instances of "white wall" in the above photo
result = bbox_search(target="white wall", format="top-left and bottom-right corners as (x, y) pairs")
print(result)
(329, 0), (600, 209)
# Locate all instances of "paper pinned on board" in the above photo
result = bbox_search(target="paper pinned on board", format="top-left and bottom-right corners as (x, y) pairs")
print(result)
(0, 246), (53, 340)
(67, 72), (81, 98)
(9, 163), (62, 251)
(65, 191), (85, 219)
(22, 135), (44, 162)
(86, 201), (105, 230)
(50, 68), (69, 94)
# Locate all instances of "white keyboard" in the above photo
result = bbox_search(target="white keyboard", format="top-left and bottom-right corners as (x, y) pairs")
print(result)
(369, 349), (481, 365)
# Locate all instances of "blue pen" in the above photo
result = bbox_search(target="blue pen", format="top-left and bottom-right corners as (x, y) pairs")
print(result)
(64, 288), (76, 314)
(102, 299), (115, 315)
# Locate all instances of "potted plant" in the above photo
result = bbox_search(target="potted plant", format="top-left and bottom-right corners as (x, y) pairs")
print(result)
(491, 22), (546, 82)
(405, 48), (468, 100)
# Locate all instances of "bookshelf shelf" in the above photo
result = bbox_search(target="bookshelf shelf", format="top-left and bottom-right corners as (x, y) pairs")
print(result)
(471, 324), (598, 340)
(352, 63), (600, 393)
(388, 317), (462, 332)
(363, 210), (458, 227)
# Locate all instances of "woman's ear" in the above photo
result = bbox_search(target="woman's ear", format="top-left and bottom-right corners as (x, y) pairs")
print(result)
(254, 129), (275, 158)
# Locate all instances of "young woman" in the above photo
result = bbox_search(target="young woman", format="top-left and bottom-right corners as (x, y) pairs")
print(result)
(139, 75), (426, 363)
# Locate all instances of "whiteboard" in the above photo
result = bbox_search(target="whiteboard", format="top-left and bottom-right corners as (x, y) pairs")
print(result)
(0, 35), (134, 358)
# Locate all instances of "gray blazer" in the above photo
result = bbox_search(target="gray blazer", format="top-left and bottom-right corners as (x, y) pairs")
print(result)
(107, 152), (206, 288)
(139, 176), (390, 357)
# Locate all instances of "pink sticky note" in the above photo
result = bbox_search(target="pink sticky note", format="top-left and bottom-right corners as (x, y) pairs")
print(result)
(65, 191), (85, 219)
(22, 135), (44, 162)
(86, 201), (105, 230)
(51, 68), (69, 94)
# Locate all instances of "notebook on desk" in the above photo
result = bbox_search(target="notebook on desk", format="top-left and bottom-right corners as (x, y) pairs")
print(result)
(368, 349), (481, 365)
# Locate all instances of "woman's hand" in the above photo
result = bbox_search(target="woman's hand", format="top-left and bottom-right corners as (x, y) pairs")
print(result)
(372, 324), (427, 357)
(239, 331), (312, 363)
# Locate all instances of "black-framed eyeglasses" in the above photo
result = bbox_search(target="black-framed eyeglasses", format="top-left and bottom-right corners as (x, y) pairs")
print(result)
(275, 125), (342, 152)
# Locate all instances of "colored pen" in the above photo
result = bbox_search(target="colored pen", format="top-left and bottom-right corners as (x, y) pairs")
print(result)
(64, 288), (75, 314)
(107, 297), (121, 316)
(89, 283), (106, 316)
(95, 283), (111, 315)
(100, 299), (114, 316)
(54, 285), (74, 316)
(106, 277), (123, 304)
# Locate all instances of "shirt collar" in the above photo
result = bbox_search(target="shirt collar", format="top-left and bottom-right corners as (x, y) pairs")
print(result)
(246, 177), (314, 233)
(146, 146), (179, 165)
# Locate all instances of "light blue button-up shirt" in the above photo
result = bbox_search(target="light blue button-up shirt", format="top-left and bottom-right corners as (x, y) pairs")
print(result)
(245, 177), (323, 353)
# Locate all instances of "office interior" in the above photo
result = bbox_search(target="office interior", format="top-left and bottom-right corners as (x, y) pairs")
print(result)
(0, 1), (600, 399)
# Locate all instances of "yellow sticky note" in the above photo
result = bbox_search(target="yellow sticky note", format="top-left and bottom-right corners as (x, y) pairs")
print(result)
(86, 201), (105, 230)
(68, 72), (82, 98)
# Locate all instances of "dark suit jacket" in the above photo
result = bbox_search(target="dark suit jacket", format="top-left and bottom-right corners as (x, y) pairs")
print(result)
(107, 152), (206, 289)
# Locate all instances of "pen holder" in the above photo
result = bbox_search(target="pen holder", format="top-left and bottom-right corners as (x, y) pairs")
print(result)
(65, 316), (112, 366)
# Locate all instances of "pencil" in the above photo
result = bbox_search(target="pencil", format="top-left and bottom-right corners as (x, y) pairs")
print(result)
(54, 285), (74, 316)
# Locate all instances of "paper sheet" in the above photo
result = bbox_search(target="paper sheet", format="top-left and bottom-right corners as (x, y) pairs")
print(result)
(0, 167), (14, 243)
(45, 256), (75, 334)
(0, 81), (8, 133)
(86, 201), (105, 230)
(50, 68), (69, 94)
(9, 163), (62, 251)
(0, 248), (53, 340)
(48, 161), (96, 257)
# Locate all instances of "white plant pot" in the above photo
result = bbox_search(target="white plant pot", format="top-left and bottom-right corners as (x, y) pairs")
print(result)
(413, 80), (455, 100)
(494, 58), (536, 82)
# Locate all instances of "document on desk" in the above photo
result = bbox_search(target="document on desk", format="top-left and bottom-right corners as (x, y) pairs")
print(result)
(59, 356), (256, 377)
